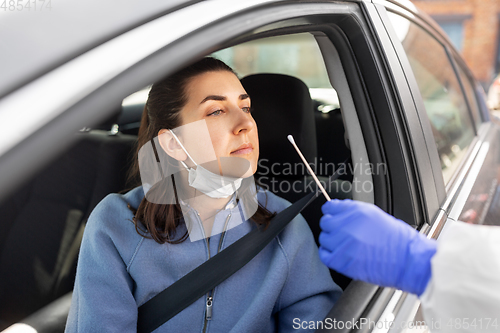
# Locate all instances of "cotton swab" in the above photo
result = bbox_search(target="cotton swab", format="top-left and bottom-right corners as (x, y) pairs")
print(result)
(287, 135), (331, 201)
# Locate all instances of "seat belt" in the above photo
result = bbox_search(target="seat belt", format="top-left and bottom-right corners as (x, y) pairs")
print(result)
(137, 168), (343, 333)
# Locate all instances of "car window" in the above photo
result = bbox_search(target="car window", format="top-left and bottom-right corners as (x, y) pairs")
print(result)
(455, 61), (482, 129)
(212, 33), (339, 110)
(387, 12), (476, 184)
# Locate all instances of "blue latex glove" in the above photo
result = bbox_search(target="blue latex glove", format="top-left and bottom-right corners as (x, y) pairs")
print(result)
(318, 199), (437, 296)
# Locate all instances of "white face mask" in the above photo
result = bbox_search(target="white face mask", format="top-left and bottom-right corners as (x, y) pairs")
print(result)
(169, 130), (243, 199)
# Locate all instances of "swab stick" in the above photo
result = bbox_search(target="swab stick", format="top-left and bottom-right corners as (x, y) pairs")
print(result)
(287, 135), (331, 201)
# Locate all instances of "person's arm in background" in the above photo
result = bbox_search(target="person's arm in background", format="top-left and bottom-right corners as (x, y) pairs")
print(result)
(319, 199), (500, 332)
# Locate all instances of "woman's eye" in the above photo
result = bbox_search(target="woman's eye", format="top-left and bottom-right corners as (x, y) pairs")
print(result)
(242, 107), (251, 113)
(208, 109), (223, 116)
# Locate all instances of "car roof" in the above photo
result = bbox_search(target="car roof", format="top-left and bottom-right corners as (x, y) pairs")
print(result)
(0, 0), (422, 100)
(0, 0), (199, 98)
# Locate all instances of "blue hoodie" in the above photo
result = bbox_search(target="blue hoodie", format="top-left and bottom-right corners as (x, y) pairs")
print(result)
(65, 186), (342, 332)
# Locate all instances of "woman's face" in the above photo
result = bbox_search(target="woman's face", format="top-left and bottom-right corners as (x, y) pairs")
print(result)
(177, 70), (259, 178)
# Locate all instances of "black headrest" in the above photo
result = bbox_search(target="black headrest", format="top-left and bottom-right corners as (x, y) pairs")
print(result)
(241, 73), (317, 178)
(91, 107), (121, 131)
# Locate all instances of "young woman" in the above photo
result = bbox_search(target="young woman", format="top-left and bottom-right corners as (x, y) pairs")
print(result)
(65, 57), (341, 332)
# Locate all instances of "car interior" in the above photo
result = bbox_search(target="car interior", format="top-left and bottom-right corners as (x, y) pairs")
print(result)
(0, 31), (373, 331)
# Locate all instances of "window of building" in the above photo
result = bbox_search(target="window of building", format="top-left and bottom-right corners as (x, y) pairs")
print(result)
(436, 21), (464, 51)
(431, 15), (470, 52)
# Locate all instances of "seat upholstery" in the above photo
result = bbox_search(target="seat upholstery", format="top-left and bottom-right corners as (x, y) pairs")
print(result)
(315, 107), (352, 181)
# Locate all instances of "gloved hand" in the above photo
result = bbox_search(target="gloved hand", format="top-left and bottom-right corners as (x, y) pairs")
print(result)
(318, 199), (437, 296)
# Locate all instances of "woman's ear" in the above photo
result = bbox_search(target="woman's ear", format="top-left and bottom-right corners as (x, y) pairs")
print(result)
(157, 129), (188, 162)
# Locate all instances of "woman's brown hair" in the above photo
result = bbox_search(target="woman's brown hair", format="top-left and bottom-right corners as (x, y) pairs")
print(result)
(127, 57), (276, 244)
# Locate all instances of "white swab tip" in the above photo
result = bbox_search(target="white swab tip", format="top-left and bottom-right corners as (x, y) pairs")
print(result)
(287, 135), (295, 145)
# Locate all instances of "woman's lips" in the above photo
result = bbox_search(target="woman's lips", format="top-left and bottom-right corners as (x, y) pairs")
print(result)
(231, 143), (253, 155)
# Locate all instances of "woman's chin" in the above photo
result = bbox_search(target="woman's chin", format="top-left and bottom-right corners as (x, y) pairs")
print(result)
(241, 169), (256, 179)
(219, 155), (256, 178)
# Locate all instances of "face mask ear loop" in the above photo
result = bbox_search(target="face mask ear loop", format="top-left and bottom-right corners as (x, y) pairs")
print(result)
(168, 129), (197, 170)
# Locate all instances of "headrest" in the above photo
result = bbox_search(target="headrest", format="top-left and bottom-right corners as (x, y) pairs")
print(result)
(241, 73), (317, 179)
(91, 107), (121, 131)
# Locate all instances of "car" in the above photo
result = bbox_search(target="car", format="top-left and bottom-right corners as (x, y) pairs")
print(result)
(1, 0), (499, 332)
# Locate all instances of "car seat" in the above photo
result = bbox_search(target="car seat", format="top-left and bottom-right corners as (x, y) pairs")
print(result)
(241, 73), (352, 289)
(241, 73), (319, 203)
(314, 106), (352, 181)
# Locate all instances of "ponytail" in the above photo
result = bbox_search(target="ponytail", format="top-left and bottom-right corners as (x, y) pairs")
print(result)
(126, 104), (152, 188)
(138, 104), (150, 138)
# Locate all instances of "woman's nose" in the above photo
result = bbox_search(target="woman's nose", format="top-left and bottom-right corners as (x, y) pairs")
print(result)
(232, 107), (255, 135)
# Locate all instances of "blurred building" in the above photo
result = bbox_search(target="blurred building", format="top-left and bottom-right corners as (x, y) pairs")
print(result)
(412, 0), (500, 87)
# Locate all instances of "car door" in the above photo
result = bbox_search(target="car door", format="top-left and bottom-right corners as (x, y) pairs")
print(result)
(0, 0), (463, 332)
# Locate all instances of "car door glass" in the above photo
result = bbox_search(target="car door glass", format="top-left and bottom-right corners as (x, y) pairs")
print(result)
(212, 33), (333, 87)
(455, 62), (482, 129)
(387, 12), (476, 184)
